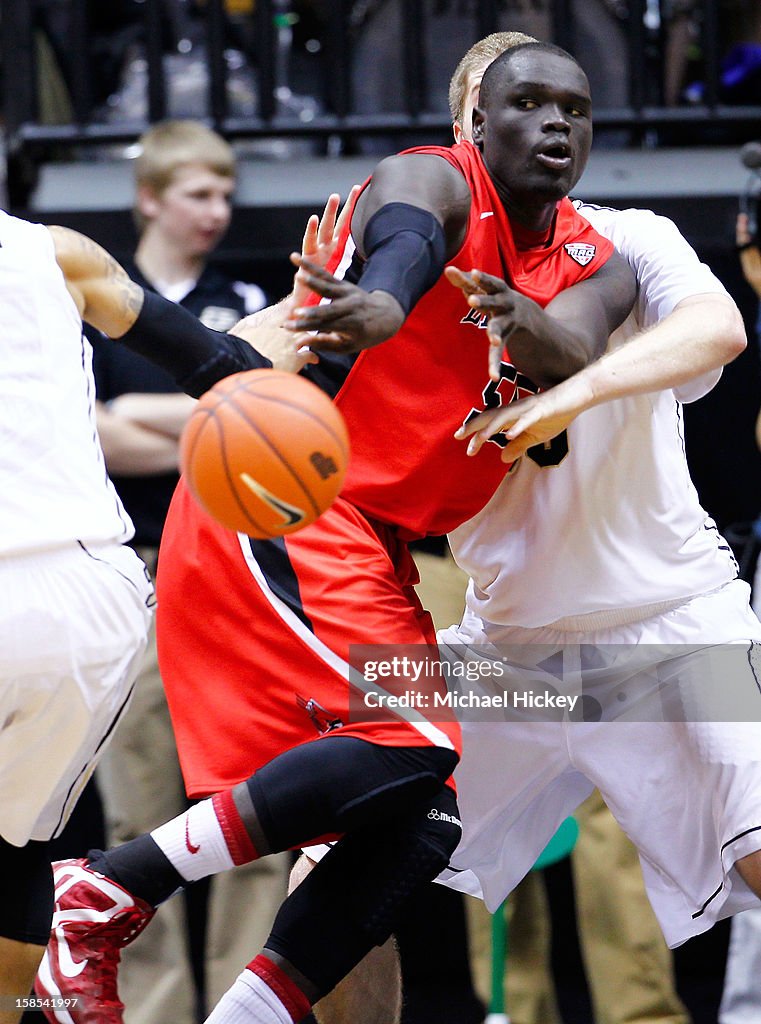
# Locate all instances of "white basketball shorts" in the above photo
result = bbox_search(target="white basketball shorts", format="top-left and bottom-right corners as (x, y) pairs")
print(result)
(0, 541), (153, 846)
(436, 580), (761, 948)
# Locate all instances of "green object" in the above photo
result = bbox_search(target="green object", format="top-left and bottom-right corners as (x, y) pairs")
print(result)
(533, 815), (579, 870)
(490, 903), (508, 1015)
(489, 817), (579, 1018)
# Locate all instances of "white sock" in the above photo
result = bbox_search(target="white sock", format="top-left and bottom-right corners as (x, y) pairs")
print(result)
(205, 969), (293, 1024)
(150, 798), (235, 882)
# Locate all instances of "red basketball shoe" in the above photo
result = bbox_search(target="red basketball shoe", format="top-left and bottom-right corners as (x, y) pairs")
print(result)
(34, 858), (155, 1023)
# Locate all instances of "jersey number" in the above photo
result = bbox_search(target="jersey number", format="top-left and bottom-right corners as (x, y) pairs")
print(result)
(463, 362), (569, 468)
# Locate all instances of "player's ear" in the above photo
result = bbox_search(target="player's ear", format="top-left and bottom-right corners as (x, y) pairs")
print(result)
(452, 121), (463, 144)
(471, 107), (485, 149)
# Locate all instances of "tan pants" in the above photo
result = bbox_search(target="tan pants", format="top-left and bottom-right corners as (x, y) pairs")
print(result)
(97, 605), (288, 1024)
(414, 550), (690, 1024)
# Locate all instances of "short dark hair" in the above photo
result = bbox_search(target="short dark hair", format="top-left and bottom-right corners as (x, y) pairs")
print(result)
(478, 41), (582, 109)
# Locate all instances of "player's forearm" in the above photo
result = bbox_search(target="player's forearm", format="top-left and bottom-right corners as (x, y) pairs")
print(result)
(117, 291), (273, 397)
(581, 293), (745, 406)
(521, 251), (637, 386)
(507, 307), (606, 387)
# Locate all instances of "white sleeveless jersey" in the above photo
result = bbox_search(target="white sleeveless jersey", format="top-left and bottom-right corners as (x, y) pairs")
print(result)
(449, 204), (738, 628)
(0, 213), (133, 555)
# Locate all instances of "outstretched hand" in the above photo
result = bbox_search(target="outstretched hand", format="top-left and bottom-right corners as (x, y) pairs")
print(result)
(284, 254), (406, 353)
(226, 189), (364, 373)
(292, 187), (361, 308)
(229, 295), (318, 374)
(454, 371), (595, 461)
(445, 265), (537, 382)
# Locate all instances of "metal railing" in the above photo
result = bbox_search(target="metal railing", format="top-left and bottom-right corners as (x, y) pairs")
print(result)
(2, 0), (760, 200)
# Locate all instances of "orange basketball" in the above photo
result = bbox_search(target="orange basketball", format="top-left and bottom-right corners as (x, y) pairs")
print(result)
(180, 369), (350, 538)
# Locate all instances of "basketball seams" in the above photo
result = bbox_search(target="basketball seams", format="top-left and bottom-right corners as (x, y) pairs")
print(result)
(238, 391), (349, 461)
(216, 411), (279, 535)
(180, 406), (214, 498)
(190, 407), (273, 535)
(223, 395), (322, 518)
(220, 372), (349, 462)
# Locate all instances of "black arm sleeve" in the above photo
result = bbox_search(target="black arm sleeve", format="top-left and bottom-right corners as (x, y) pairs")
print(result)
(117, 290), (272, 398)
(359, 203), (447, 315)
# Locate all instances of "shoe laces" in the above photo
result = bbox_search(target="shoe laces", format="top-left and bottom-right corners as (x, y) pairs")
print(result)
(86, 904), (155, 948)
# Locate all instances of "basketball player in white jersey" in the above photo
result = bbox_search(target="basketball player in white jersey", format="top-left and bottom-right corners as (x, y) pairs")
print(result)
(0, 209), (310, 1024)
(0, 212), (153, 1024)
(431, 43), (761, 958)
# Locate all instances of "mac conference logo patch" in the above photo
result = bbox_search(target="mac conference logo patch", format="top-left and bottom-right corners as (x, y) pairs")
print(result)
(564, 242), (596, 266)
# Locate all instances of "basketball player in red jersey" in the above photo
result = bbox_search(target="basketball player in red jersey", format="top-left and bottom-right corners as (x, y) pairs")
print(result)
(37, 43), (635, 1024)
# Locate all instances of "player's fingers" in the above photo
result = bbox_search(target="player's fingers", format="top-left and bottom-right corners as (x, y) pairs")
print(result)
(444, 265), (482, 294)
(470, 293), (515, 312)
(301, 214), (319, 257)
(288, 269), (349, 304)
(286, 294), (360, 330)
(486, 319), (511, 381)
(334, 185), (361, 239)
(501, 438), (530, 462)
(466, 431), (489, 455)
(455, 406), (516, 443)
(454, 415), (484, 440)
(289, 331), (320, 365)
(502, 408), (540, 440)
(488, 339), (505, 382)
(290, 252), (340, 280)
(317, 194), (341, 247)
(469, 270), (510, 295)
(308, 332), (357, 352)
(487, 315), (516, 346)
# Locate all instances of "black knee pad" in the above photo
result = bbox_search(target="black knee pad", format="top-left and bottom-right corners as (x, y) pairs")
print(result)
(264, 785), (461, 996)
(245, 736), (458, 853)
(0, 837), (54, 944)
(354, 785), (462, 945)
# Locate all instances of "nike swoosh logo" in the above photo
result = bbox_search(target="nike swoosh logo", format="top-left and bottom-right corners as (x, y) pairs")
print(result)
(54, 924), (88, 979)
(185, 815), (201, 855)
(480, 211), (494, 219)
(239, 473), (305, 527)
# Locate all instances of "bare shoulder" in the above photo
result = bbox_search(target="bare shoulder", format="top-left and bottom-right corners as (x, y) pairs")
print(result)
(366, 152), (470, 210)
(353, 151), (471, 251)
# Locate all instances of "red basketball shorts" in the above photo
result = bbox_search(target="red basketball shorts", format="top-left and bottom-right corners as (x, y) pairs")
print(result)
(157, 480), (461, 797)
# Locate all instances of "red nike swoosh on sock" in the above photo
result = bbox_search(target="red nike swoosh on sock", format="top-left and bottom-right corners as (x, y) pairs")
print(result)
(185, 815), (201, 854)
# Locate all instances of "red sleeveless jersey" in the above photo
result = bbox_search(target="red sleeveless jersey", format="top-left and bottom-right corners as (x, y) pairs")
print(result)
(322, 141), (614, 539)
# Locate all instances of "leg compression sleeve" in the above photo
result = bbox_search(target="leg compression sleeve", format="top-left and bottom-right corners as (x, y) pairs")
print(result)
(0, 837), (54, 944)
(241, 736), (457, 853)
(263, 785), (462, 997)
(359, 203), (447, 315)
